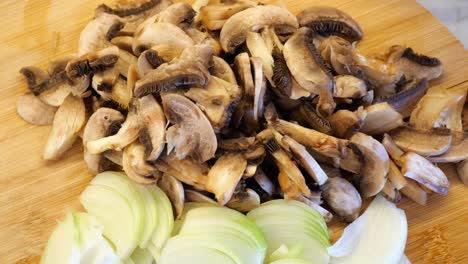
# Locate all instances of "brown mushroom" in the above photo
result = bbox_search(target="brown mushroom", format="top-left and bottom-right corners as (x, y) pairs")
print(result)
(122, 141), (159, 184)
(380, 180), (402, 203)
(322, 177), (362, 222)
(226, 188), (261, 213)
(390, 126), (452, 157)
(283, 27), (335, 117)
(361, 102), (404, 135)
(456, 160), (468, 186)
(211, 56), (237, 85)
(19, 66), (49, 95)
(218, 137), (256, 151)
(292, 101), (333, 135)
(44, 95), (86, 160)
(297, 6), (363, 42)
(185, 189), (217, 204)
(387, 160), (408, 190)
(382, 133), (404, 165)
(220, 5), (298, 53)
(155, 154), (208, 190)
(16, 93), (57, 126)
(400, 178), (427, 206)
(158, 173), (185, 219)
(328, 108), (366, 139)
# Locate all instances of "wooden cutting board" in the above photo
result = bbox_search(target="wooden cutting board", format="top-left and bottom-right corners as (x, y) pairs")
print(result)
(0, 0), (467, 263)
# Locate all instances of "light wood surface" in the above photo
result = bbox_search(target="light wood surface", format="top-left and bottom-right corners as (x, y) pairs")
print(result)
(0, 0), (467, 263)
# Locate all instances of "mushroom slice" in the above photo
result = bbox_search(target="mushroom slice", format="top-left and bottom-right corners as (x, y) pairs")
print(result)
(134, 44), (213, 98)
(297, 6), (363, 41)
(350, 132), (389, 197)
(334, 75), (367, 98)
(157, 2), (196, 26)
(244, 163), (259, 177)
(246, 31), (274, 85)
(322, 177), (362, 222)
(328, 108), (366, 139)
(339, 146), (361, 174)
(218, 137), (256, 151)
(16, 93), (57, 125)
(200, 0), (257, 30)
(185, 76), (242, 132)
(158, 173), (185, 219)
(19, 66), (49, 95)
(206, 153), (248, 206)
(457, 160), (468, 186)
(271, 50), (293, 98)
(150, 44), (184, 62)
(400, 152), (449, 195)
(83, 108), (125, 173)
(361, 102), (404, 135)
(283, 27), (335, 117)
(110, 36), (134, 53)
(234, 52), (255, 97)
(155, 154), (208, 190)
(185, 189), (217, 204)
(115, 49), (138, 78)
(137, 49), (164, 77)
(380, 180), (402, 203)
(382, 133), (404, 164)
(110, 77), (133, 109)
(378, 79), (429, 118)
(103, 150), (123, 166)
(86, 106), (141, 154)
(184, 28), (223, 56)
(294, 194), (333, 222)
(226, 188), (261, 213)
(92, 67), (120, 100)
(211, 56), (237, 85)
(78, 13), (124, 55)
(162, 93), (217, 163)
(96, 0), (170, 18)
(390, 126), (452, 157)
(400, 178), (427, 206)
(136, 95), (166, 161)
(387, 160), (407, 190)
(123, 141), (159, 184)
(132, 22), (194, 55)
(66, 46), (120, 78)
(293, 101), (333, 135)
(251, 57), (267, 120)
(282, 136), (328, 185)
(384, 45), (443, 81)
(220, 5), (298, 53)
(272, 119), (347, 158)
(264, 139), (311, 197)
(43, 95), (86, 160)
(278, 167), (301, 200)
(253, 168), (275, 196)
(429, 134), (468, 163)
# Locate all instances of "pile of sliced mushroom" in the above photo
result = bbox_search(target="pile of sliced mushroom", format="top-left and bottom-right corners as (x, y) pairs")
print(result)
(17, 0), (468, 223)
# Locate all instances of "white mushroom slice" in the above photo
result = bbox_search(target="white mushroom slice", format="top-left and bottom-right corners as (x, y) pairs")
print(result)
(380, 180), (402, 203)
(66, 46), (120, 79)
(294, 194), (333, 223)
(137, 49), (161, 77)
(226, 188), (261, 213)
(387, 160), (408, 190)
(220, 5), (298, 53)
(382, 133), (405, 164)
(211, 56), (237, 85)
(199, 0), (257, 30)
(281, 136), (328, 185)
(111, 36), (134, 53)
(350, 132), (389, 197)
(156, 2), (195, 26)
(83, 108), (124, 173)
(111, 77), (133, 109)
(400, 152), (449, 195)
(150, 44), (184, 62)
(132, 22), (194, 55)
(244, 164), (258, 177)
(158, 173), (185, 219)
(378, 79), (429, 118)
(206, 153), (248, 206)
(184, 27), (223, 56)
(400, 178), (428, 206)
(322, 177), (362, 222)
(361, 102), (404, 135)
(16, 93), (57, 125)
(185, 189), (217, 204)
(92, 67), (120, 100)
(163, 93), (217, 163)
(339, 147), (361, 174)
(328, 108), (367, 139)
(43, 95), (86, 160)
(155, 154), (208, 190)
(251, 57), (266, 120)
(122, 141), (159, 185)
(115, 49), (138, 78)
(429, 134), (468, 163)
(185, 76), (242, 132)
(87, 107), (141, 154)
(103, 150), (123, 166)
(390, 126), (452, 157)
(278, 166), (300, 200)
(78, 13), (123, 55)
(333, 75), (367, 98)
(246, 31), (274, 85)
(234, 52), (255, 96)
(456, 160), (468, 186)
(38, 83), (72, 107)
(254, 168), (275, 196)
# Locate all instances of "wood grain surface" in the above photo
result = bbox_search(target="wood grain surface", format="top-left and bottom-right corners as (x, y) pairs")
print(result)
(0, 0), (467, 263)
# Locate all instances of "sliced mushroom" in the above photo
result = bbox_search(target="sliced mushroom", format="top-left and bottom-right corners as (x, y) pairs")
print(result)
(134, 44), (213, 98)
(155, 154), (208, 190)
(185, 189), (217, 204)
(211, 56), (237, 85)
(350, 132), (389, 197)
(135, 95), (166, 161)
(48, 55), (90, 98)
(292, 101), (333, 134)
(158, 173), (185, 219)
(378, 79), (429, 118)
(400, 178), (427, 206)
(328, 108), (366, 139)
(294, 194), (333, 222)
(380, 180), (402, 203)
(16, 93), (57, 125)
(226, 188), (261, 213)
(283, 27), (335, 117)
(251, 57), (267, 120)
(184, 27), (223, 56)
(390, 126), (452, 157)
(122, 141), (159, 184)
(339, 146), (361, 174)
(86, 105), (141, 154)
(162, 93), (217, 162)
(361, 102), (404, 135)
(243, 164), (258, 177)
(66, 46), (120, 78)
(200, 0), (257, 30)
(220, 5), (298, 53)
(91, 67), (120, 100)
(206, 153), (248, 205)
(19, 66), (49, 95)
(83, 108), (125, 173)
(253, 168), (275, 196)
(384, 45), (443, 81)
(218, 137), (256, 151)
(271, 49), (293, 98)
(110, 36), (134, 53)
(156, 2), (195, 27)
(234, 52), (255, 97)
(136, 49), (164, 77)
(281, 136), (328, 185)
(44, 95), (86, 160)
(278, 166), (301, 200)
(272, 119), (347, 158)
(297, 6), (363, 42)
(185, 76), (242, 132)
(246, 31), (274, 85)
(103, 150), (123, 166)
(400, 152), (449, 195)
(382, 133), (404, 164)
(78, 13), (124, 55)
(429, 134), (468, 163)
(456, 160), (468, 186)
(322, 177), (362, 222)
(115, 49), (138, 78)
(96, 0), (171, 19)
(387, 160), (407, 190)
(334, 75), (367, 98)
(150, 44), (184, 62)
(132, 22), (194, 55)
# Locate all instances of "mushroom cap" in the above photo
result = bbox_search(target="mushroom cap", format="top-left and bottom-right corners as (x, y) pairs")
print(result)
(220, 5), (298, 53)
(361, 102), (404, 135)
(211, 56), (237, 85)
(322, 177), (362, 222)
(157, 2), (195, 26)
(16, 93), (57, 126)
(78, 13), (123, 55)
(297, 6), (363, 42)
(429, 133), (468, 163)
(390, 126), (452, 157)
(378, 79), (429, 118)
(162, 93), (217, 163)
(226, 188), (261, 213)
(122, 141), (159, 184)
